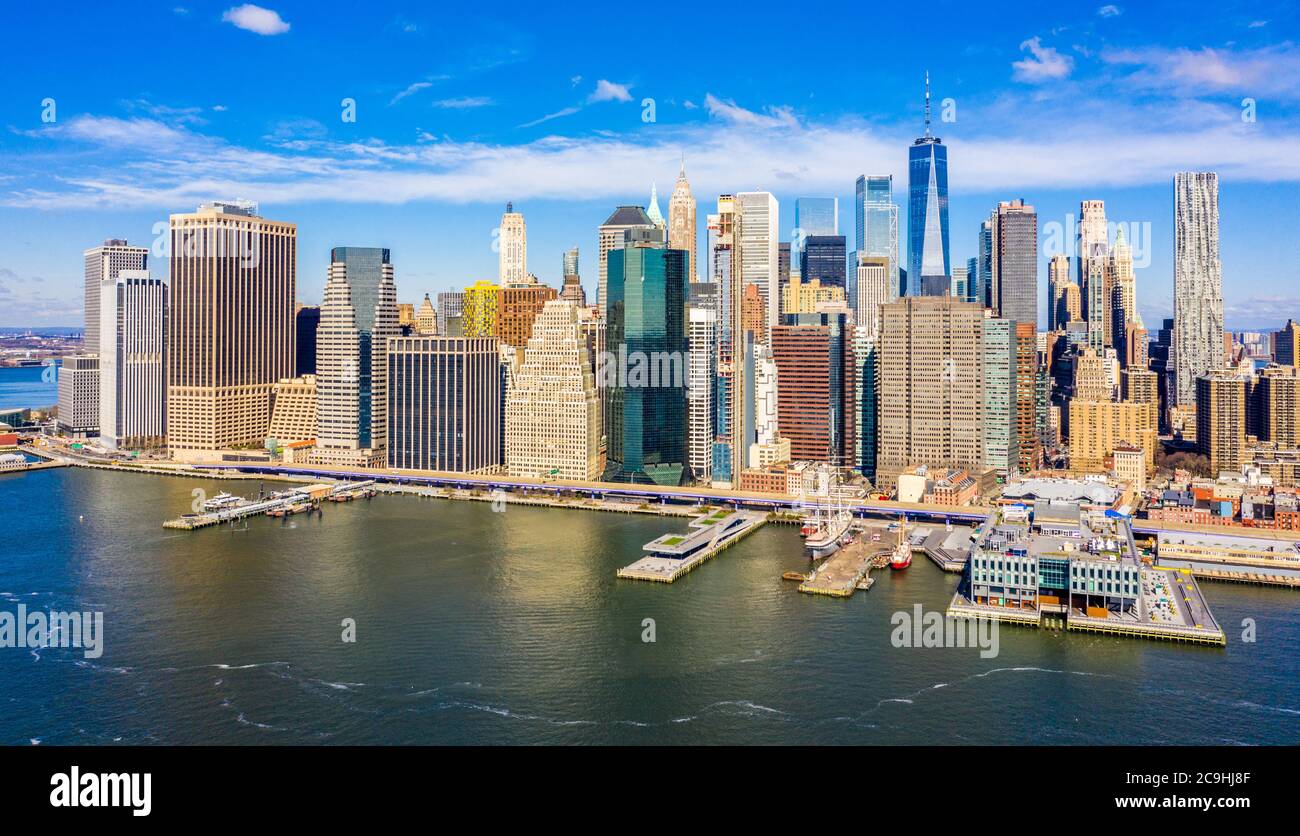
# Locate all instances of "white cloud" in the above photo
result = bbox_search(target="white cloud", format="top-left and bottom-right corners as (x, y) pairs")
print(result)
(588, 80), (632, 103)
(1097, 5), (1121, 17)
(221, 4), (290, 36)
(1013, 37), (1074, 82)
(703, 94), (798, 128)
(1102, 44), (1300, 98)
(518, 106), (580, 128)
(432, 97), (494, 109)
(389, 81), (433, 106)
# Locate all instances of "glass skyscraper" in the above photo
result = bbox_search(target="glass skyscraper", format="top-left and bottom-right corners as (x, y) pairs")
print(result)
(603, 227), (690, 486)
(907, 75), (950, 296)
(799, 235), (847, 288)
(792, 197), (838, 275)
(855, 175), (899, 301)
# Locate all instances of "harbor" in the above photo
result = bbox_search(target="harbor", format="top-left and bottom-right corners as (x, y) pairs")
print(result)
(616, 509), (767, 583)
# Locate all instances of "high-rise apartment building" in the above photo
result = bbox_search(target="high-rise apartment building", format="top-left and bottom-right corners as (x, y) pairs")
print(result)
(982, 317), (1016, 476)
(1174, 172), (1225, 406)
(1196, 370), (1246, 474)
(387, 336), (501, 472)
(687, 284), (718, 481)
(504, 300), (600, 480)
(1275, 319), (1300, 366)
(707, 196), (742, 486)
(314, 247), (398, 467)
(1260, 365), (1300, 448)
(1015, 322), (1040, 472)
(1068, 399), (1157, 472)
(462, 280), (501, 338)
(167, 201), (295, 458)
(602, 228), (689, 485)
(498, 202), (527, 284)
(99, 269), (167, 450)
(908, 74), (950, 296)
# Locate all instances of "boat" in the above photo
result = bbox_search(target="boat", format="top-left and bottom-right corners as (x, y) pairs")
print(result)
(202, 492), (244, 511)
(805, 510), (852, 559)
(890, 541), (913, 570)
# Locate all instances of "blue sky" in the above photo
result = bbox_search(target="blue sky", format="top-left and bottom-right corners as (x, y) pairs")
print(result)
(1, 0), (1298, 330)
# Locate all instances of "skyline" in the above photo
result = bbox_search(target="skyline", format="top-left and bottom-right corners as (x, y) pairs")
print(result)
(2, 2), (1299, 329)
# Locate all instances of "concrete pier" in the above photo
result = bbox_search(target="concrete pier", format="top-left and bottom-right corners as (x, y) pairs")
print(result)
(617, 510), (767, 583)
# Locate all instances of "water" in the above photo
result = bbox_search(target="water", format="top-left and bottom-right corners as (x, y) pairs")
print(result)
(0, 366), (58, 411)
(1, 467), (1297, 745)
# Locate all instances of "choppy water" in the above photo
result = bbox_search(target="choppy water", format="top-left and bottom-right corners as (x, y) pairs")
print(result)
(1, 467), (1297, 745)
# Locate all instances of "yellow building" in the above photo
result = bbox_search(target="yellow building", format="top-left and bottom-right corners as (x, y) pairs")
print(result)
(1068, 399), (1157, 473)
(782, 274), (845, 315)
(462, 280), (501, 338)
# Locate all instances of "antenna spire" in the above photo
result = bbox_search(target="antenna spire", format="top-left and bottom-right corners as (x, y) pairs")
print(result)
(923, 71), (932, 138)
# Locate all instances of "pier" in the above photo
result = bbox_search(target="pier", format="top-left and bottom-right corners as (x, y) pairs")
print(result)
(616, 509), (767, 583)
(162, 480), (375, 530)
(797, 539), (885, 598)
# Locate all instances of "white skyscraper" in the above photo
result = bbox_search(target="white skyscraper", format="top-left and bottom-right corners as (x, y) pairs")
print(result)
(98, 269), (167, 450)
(83, 239), (149, 351)
(854, 254), (891, 341)
(499, 202), (527, 284)
(1173, 171), (1224, 407)
(505, 299), (601, 480)
(687, 297), (717, 481)
(735, 191), (780, 340)
(750, 344), (779, 458)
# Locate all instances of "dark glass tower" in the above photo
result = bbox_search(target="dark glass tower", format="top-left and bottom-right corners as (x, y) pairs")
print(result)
(603, 228), (690, 485)
(800, 235), (847, 288)
(907, 73), (950, 296)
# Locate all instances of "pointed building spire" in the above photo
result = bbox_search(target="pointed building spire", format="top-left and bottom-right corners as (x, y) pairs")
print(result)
(646, 181), (665, 228)
(506, 200), (513, 213)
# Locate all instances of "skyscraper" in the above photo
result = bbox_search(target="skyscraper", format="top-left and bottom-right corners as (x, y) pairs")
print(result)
(799, 235), (847, 289)
(435, 291), (462, 335)
(668, 161), (697, 281)
(499, 283), (557, 349)
(1077, 200), (1110, 351)
(735, 191), (780, 339)
(877, 297), (985, 485)
(498, 202), (526, 284)
(1174, 172), (1225, 407)
(167, 201), (295, 459)
(646, 183), (665, 230)
(687, 283), (718, 481)
(462, 280), (501, 338)
(1048, 254), (1071, 331)
(993, 199), (1038, 327)
(792, 197), (838, 277)
(505, 300), (600, 480)
(314, 247), (398, 467)
(598, 205), (655, 317)
(982, 316), (1016, 476)
(295, 305), (320, 373)
(708, 196), (742, 486)
(387, 335), (501, 472)
(1196, 369), (1245, 474)
(771, 312), (853, 465)
(855, 175), (900, 301)
(907, 73), (950, 297)
(84, 239), (149, 351)
(851, 325), (878, 482)
(854, 254), (891, 340)
(98, 269), (166, 450)
(602, 227), (689, 485)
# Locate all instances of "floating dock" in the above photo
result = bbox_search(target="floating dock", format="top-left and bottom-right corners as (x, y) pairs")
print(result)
(616, 509), (766, 583)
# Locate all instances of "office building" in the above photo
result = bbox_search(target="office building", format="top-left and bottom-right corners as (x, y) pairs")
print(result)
(314, 247), (398, 467)
(792, 197), (838, 278)
(602, 228), (689, 485)
(98, 269), (166, 450)
(687, 284), (718, 481)
(498, 202), (526, 284)
(736, 191), (780, 338)
(908, 74), (950, 296)
(84, 239), (148, 352)
(296, 305), (320, 374)
(855, 174), (900, 301)
(499, 283), (557, 349)
(387, 335), (501, 472)
(992, 200), (1037, 326)
(800, 234), (847, 289)
(504, 300), (600, 480)
(668, 162), (697, 280)
(167, 201), (295, 458)
(57, 355), (100, 437)
(598, 205), (655, 317)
